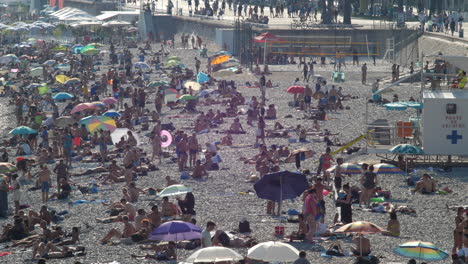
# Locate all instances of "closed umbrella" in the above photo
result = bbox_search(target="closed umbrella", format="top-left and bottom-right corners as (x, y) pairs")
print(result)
(393, 241), (449, 262)
(185, 247), (243, 263)
(247, 241), (299, 262)
(9, 126), (37, 135)
(158, 184), (192, 197)
(149, 220), (202, 241)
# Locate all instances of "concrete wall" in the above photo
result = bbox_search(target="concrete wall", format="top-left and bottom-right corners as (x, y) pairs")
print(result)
(63, 0), (117, 15)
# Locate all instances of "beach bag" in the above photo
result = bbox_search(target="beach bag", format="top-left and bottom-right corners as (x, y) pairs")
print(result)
(239, 220), (251, 233)
(274, 225), (285, 236)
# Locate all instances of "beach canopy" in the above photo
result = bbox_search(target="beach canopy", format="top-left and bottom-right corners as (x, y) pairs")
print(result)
(254, 170), (308, 202)
(253, 32), (283, 43)
(286, 85), (305, 94)
(393, 241), (449, 261)
(149, 220), (202, 241)
(390, 144), (424, 155)
(9, 126), (37, 135)
(335, 221), (385, 234)
(185, 247), (243, 263)
(52, 92), (74, 100)
(158, 184), (192, 197)
(326, 163), (362, 174)
(247, 241), (299, 262)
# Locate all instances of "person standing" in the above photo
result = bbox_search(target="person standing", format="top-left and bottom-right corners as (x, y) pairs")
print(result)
(53, 159), (68, 193)
(194, 57), (201, 74)
(302, 62), (308, 81)
(409, 61), (414, 84)
(188, 133), (199, 168)
(38, 165), (51, 203)
(337, 183), (352, 224)
(0, 176), (9, 218)
(361, 63), (367, 84)
(259, 74), (266, 103)
(303, 189), (318, 240)
(255, 116), (266, 146)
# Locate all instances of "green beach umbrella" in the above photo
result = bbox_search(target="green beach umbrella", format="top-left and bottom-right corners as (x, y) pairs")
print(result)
(9, 126), (37, 135)
(158, 184), (192, 197)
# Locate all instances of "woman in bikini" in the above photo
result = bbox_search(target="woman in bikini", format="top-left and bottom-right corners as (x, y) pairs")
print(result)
(453, 207), (465, 253)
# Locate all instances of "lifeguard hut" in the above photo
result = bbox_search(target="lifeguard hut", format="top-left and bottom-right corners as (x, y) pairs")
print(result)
(366, 55), (468, 165)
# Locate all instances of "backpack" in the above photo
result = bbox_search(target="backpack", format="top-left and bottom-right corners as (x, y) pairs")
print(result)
(239, 220), (251, 233)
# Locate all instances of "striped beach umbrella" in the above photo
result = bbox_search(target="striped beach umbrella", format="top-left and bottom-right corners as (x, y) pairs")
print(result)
(393, 241), (449, 261)
(327, 163), (362, 174)
(372, 163), (404, 174)
(79, 116), (116, 133)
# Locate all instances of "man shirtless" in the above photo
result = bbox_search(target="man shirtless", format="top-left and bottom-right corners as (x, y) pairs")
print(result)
(147, 205), (162, 228)
(177, 134), (189, 171)
(38, 165), (51, 203)
(188, 133), (199, 168)
(165, 176), (179, 187)
(229, 118), (245, 134)
(97, 199), (137, 222)
(161, 197), (178, 218)
(352, 234), (371, 256)
(128, 182), (145, 203)
(412, 174), (437, 194)
(192, 160), (208, 178)
(102, 160), (125, 184)
(100, 215), (136, 244)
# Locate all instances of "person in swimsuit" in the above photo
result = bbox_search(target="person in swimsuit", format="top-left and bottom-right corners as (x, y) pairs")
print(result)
(177, 134), (189, 172)
(188, 133), (199, 168)
(453, 207), (465, 252)
(100, 215), (136, 245)
(318, 147), (334, 177)
(383, 211), (400, 237)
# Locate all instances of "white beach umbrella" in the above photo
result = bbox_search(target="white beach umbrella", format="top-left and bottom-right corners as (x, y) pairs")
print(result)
(185, 247), (243, 263)
(247, 241), (299, 262)
(158, 184), (192, 197)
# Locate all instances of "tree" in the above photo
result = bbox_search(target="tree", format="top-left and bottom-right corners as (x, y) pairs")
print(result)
(343, 0), (351, 24)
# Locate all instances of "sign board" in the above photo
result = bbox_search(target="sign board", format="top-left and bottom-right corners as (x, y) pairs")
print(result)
(423, 91), (468, 155)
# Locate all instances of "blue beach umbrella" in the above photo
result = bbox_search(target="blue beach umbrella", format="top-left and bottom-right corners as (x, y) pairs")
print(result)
(197, 72), (209, 84)
(52, 92), (74, 100)
(390, 144), (424, 155)
(9, 126), (37, 135)
(103, 110), (121, 118)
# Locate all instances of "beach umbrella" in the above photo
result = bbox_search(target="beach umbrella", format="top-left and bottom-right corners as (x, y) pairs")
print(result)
(79, 115), (116, 133)
(326, 163), (362, 174)
(168, 56), (181, 61)
(38, 83), (49, 95)
(211, 69), (236, 78)
(384, 102), (408, 111)
(88, 43), (104, 47)
(127, 27), (138, 33)
(335, 221), (385, 234)
(149, 80), (169, 87)
(164, 88), (179, 95)
(51, 46), (67, 52)
(71, 103), (92, 114)
(103, 110), (121, 118)
(64, 78), (81, 85)
(54, 52), (65, 58)
(185, 247), (243, 263)
(25, 83), (40, 89)
(0, 54), (18, 63)
(0, 163), (17, 173)
(9, 126), (37, 135)
(211, 55), (230, 65)
(253, 32), (283, 66)
(247, 241), (299, 262)
(55, 116), (75, 127)
(184, 81), (201, 91)
(89, 101), (106, 108)
(110, 128), (141, 145)
(178, 94), (197, 101)
(372, 163), (404, 174)
(286, 85), (305, 94)
(158, 184), (193, 197)
(81, 48), (99, 56)
(393, 241), (449, 262)
(19, 55), (31, 60)
(55, 75), (70, 84)
(196, 90), (211, 98)
(149, 220), (202, 241)
(390, 144), (424, 155)
(29, 67), (43, 77)
(102, 97), (117, 105)
(55, 64), (71, 71)
(134, 62), (150, 69)
(214, 50), (232, 56)
(52, 92), (74, 100)
(253, 171), (308, 203)
(197, 72), (209, 84)
(165, 60), (182, 67)
(284, 148), (316, 163)
(43, 59), (56, 66)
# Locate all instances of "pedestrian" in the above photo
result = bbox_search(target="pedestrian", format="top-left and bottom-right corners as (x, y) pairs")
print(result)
(361, 63), (367, 84)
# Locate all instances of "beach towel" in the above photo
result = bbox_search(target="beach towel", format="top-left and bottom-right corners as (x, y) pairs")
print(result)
(0, 252), (11, 257)
(320, 251), (350, 258)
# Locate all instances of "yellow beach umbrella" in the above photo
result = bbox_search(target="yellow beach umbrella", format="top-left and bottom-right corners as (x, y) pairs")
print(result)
(55, 75), (70, 84)
(211, 55), (230, 65)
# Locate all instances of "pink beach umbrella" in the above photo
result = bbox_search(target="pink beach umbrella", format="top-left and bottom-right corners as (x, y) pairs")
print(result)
(71, 103), (92, 114)
(102, 97), (117, 105)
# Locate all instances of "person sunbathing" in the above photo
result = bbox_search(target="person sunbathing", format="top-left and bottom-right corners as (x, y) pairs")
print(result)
(265, 104), (276, 119)
(212, 230), (257, 247)
(71, 167), (108, 177)
(412, 174), (437, 194)
(97, 199), (137, 223)
(132, 241), (176, 260)
(32, 241), (84, 259)
(165, 176), (179, 187)
(161, 197), (179, 218)
(229, 118), (245, 134)
(352, 234), (371, 256)
(100, 215), (136, 245)
(325, 240), (345, 256)
(220, 133), (233, 146)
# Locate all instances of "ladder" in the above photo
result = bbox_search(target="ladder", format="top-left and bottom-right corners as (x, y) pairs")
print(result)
(382, 37), (395, 63)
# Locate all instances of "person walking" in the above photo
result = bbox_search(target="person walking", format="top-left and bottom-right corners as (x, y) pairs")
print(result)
(361, 63), (367, 84)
